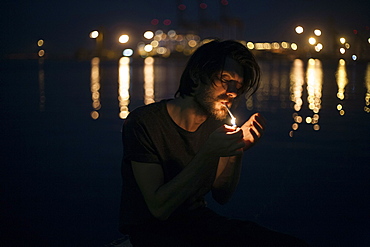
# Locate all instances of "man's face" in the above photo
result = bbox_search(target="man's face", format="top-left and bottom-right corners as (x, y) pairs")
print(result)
(194, 57), (244, 120)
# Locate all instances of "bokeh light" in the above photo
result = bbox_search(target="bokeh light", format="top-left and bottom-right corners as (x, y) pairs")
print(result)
(178, 4), (186, 10)
(37, 39), (44, 47)
(90, 31), (99, 39)
(314, 29), (322, 36)
(163, 19), (172, 26)
(38, 50), (45, 57)
(119, 34), (130, 44)
(144, 44), (153, 52)
(295, 26), (304, 34)
(144, 31), (154, 39)
(291, 43), (298, 50)
(308, 37), (316, 45)
(123, 49), (133, 57)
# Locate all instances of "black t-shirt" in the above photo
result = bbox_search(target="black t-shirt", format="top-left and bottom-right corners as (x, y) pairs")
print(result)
(120, 99), (223, 229)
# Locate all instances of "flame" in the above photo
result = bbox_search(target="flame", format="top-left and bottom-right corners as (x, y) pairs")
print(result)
(230, 116), (236, 127)
(224, 104), (237, 127)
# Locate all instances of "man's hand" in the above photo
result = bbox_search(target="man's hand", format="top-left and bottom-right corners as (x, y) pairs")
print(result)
(203, 125), (245, 157)
(240, 113), (266, 151)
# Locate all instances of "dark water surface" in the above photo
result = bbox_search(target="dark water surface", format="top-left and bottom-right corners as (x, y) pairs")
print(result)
(1, 57), (369, 246)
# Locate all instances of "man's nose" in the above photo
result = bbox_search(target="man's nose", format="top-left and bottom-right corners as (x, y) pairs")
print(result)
(226, 81), (238, 98)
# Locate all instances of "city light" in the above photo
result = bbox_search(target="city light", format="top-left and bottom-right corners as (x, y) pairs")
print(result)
(144, 44), (153, 52)
(352, 54), (357, 60)
(340, 48), (346, 54)
(163, 19), (171, 26)
(37, 39), (44, 47)
(314, 29), (322, 36)
(90, 31), (99, 39)
(178, 4), (186, 10)
(188, 40), (197, 48)
(151, 40), (159, 47)
(168, 30), (177, 38)
(38, 50), (45, 57)
(123, 49), (134, 57)
(340, 37), (346, 44)
(291, 43), (298, 50)
(151, 19), (159, 25)
(295, 26), (304, 34)
(144, 31), (154, 39)
(315, 43), (323, 52)
(308, 37), (316, 45)
(199, 3), (207, 9)
(119, 34), (130, 44)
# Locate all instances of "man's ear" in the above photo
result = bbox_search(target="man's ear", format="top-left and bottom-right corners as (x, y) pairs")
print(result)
(188, 73), (202, 96)
(190, 73), (201, 86)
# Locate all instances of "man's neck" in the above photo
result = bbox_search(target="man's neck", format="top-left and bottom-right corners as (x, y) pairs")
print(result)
(167, 96), (208, 132)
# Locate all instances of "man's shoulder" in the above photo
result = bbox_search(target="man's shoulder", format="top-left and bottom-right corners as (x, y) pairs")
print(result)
(127, 99), (170, 122)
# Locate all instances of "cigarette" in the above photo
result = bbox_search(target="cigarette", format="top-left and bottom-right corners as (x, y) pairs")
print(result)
(223, 104), (237, 127)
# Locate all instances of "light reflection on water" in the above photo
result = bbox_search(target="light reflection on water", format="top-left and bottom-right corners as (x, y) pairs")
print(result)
(336, 59), (348, 116)
(38, 58), (45, 112)
(118, 57), (131, 119)
(87, 57), (369, 126)
(143, 57), (155, 106)
(305, 58), (322, 131)
(289, 59), (305, 136)
(90, 57), (101, 119)
(365, 63), (370, 113)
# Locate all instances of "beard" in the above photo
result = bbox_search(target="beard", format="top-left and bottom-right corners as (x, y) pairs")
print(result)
(194, 86), (232, 120)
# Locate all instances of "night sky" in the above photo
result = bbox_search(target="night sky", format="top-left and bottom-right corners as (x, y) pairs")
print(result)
(1, 0), (369, 57)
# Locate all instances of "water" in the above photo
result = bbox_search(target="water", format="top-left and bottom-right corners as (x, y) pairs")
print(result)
(1, 56), (369, 246)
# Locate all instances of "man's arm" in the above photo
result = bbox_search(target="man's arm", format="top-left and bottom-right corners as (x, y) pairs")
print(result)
(211, 155), (243, 204)
(211, 113), (266, 204)
(132, 126), (245, 220)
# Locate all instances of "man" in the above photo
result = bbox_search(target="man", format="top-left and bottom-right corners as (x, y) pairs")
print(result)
(119, 40), (308, 246)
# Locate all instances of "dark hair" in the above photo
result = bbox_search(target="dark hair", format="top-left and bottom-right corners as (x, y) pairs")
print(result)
(175, 39), (260, 98)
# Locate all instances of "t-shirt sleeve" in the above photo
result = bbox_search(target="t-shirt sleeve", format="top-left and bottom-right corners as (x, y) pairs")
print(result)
(122, 113), (161, 164)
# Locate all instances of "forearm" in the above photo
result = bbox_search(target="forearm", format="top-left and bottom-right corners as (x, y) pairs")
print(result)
(211, 154), (243, 204)
(148, 151), (219, 220)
